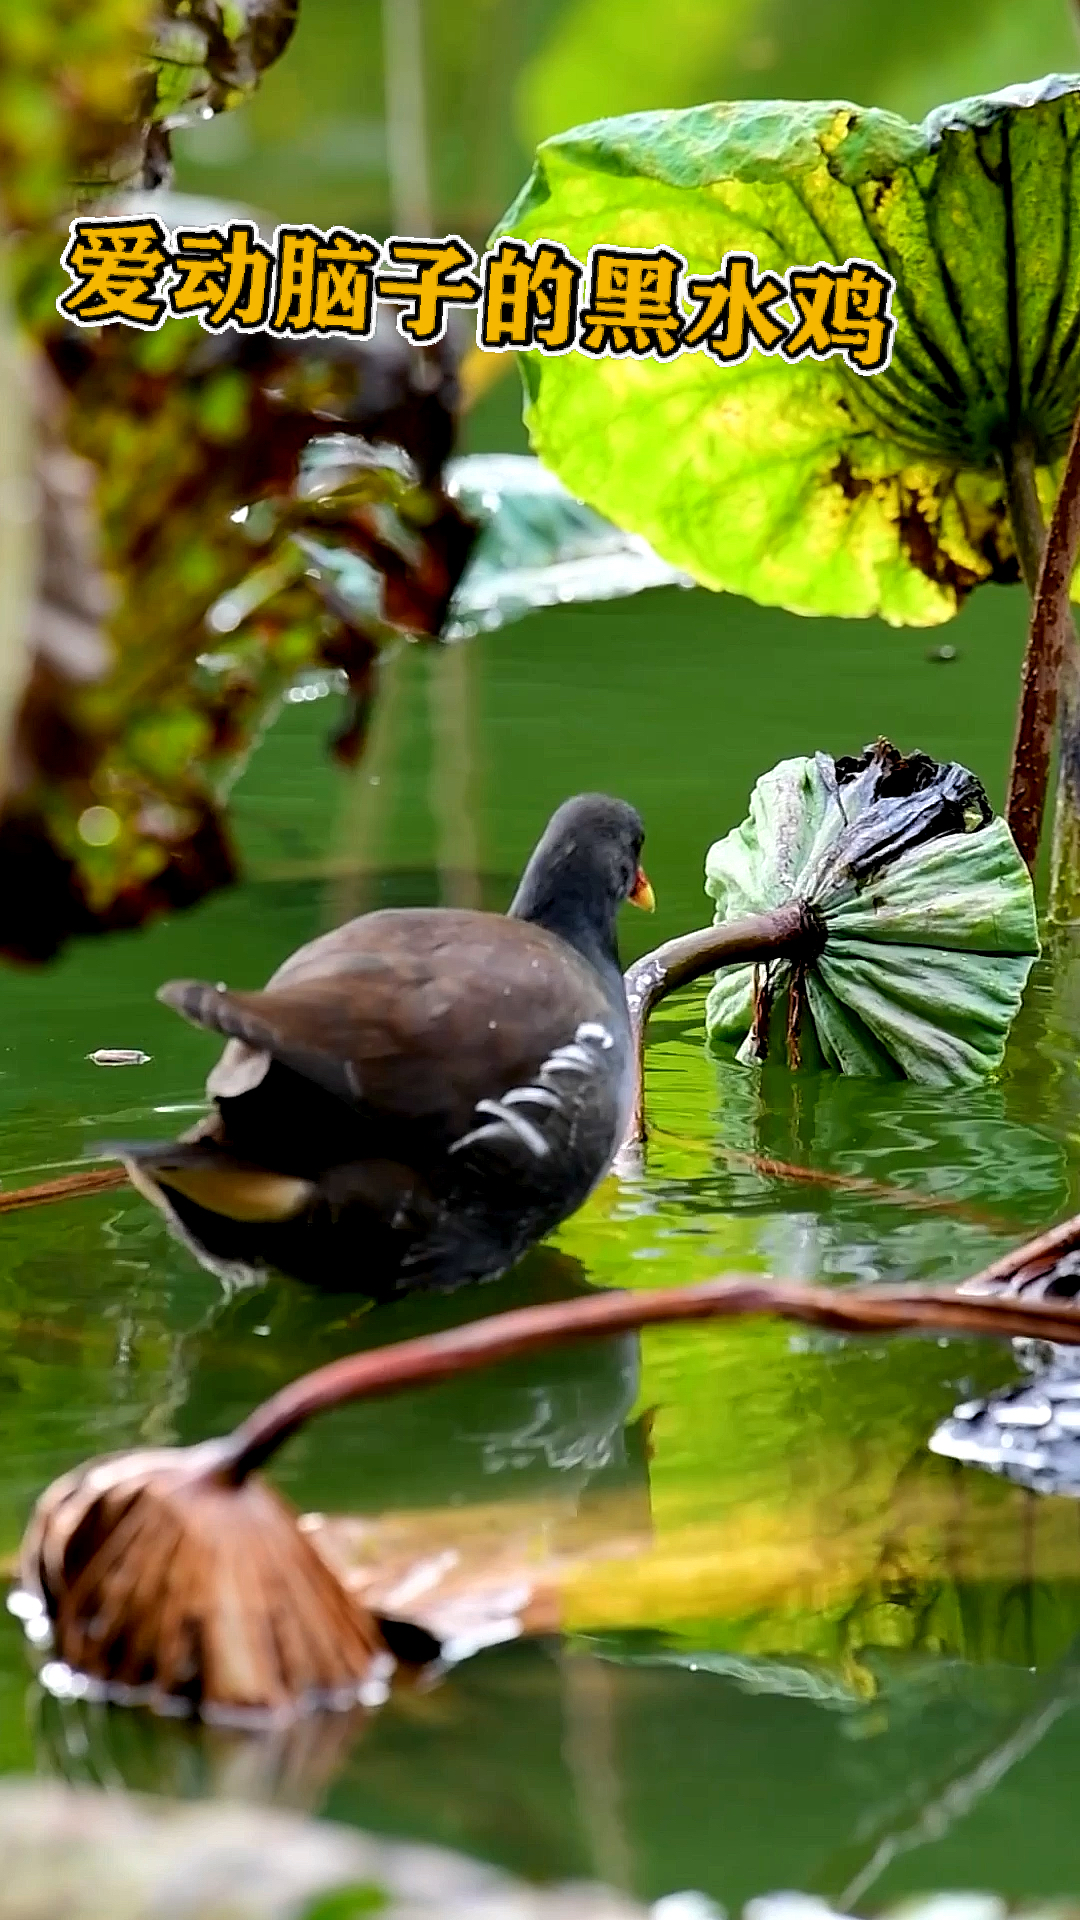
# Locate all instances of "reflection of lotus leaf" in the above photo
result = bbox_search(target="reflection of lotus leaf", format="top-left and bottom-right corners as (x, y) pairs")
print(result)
(707, 1057), (1068, 1245)
(556, 987), (1067, 1292)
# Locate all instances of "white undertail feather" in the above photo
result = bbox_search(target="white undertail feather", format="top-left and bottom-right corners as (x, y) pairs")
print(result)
(448, 1021), (615, 1161)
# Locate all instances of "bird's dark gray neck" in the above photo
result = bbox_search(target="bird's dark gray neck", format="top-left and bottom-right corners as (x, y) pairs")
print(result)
(508, 872), (626, 1008)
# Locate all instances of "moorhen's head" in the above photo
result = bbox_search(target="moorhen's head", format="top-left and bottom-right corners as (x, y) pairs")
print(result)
(508, 793), (654, 969)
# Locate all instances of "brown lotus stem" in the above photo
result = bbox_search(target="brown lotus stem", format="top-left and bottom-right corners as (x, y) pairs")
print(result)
(220, 1274), (1080, 1484)
(961, 1206), (1080, 1293)
(0, 1166), (127, 1213)
(1006, 410), (1080, 868)
(621, 900), (824, 1146)
(717, 1145), (1019, 1231)
(0, 1141), (1016, 1234)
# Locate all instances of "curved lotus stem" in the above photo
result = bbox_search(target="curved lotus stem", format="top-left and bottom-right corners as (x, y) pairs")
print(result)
(220, 1271), (1080, 1483)
(620, 900), (823, 1147)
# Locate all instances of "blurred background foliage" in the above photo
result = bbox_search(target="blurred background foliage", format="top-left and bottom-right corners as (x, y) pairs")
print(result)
(0, 0), (148, 233)
(170, 0), (1080, 245)
(0, 0), (479, 958)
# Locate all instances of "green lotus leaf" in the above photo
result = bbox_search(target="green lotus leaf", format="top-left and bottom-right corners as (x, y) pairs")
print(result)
(496, 75), (1080, 626)
(703, 743), (1040, 1084)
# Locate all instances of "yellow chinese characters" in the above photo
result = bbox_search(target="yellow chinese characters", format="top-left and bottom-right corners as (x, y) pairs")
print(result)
(271, 227), (381, 336)
(59, 217), (172, 329)
(479, 239), (581, 353)
(57, 222), (897, 376)
(170, 223), (273, 331)
(783, 262), (894, 374)
(683, 253), (788, 364)
(578, 246), (683, 358)
(376, 238), (481, 344)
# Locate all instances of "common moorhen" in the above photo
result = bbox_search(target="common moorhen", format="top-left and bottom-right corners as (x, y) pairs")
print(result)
(111, 793), (654, 1295)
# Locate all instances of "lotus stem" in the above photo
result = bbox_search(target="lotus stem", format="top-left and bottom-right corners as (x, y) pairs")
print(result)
(1006, 412), (1080, 873)
(961, 1204), (1080, 1293)
(620, 900), (824, 1147)
(1001, 436), (1046, 596)
(219, 1274), (1080, 1485)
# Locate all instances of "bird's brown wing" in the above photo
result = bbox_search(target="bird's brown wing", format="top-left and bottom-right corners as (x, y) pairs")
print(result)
(159, 907), (615, 1143)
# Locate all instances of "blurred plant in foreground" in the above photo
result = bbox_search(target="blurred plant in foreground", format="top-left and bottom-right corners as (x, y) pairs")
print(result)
(0, 2), (481, 962)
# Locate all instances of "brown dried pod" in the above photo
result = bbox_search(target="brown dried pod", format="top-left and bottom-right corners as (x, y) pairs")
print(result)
(19, 1438), (388, 1722)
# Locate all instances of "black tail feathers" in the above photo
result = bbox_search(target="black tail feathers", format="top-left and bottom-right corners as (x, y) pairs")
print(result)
(157, 980), (273, 1052)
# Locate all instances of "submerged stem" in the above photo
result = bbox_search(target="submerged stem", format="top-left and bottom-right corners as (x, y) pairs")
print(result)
(0, 1166), (127, 1213)
(222, 1274), (1080, 1485)
(620, 900), (823, 1147)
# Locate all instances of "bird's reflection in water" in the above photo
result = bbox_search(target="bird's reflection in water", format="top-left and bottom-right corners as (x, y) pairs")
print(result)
(169, 1247), (648, 1520)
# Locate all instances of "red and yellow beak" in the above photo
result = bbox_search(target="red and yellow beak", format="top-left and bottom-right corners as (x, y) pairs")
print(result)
(628, 866), (656, 912)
